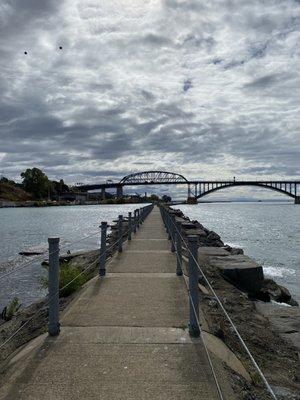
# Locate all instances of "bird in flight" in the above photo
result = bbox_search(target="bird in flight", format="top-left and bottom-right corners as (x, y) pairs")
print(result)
(24, 47), (63, 55)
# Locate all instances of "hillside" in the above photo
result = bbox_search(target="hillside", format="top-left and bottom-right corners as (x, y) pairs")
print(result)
(0, 181), (31, 202)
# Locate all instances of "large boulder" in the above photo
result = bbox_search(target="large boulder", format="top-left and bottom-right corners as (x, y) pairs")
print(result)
(200, 230), (224, 247)
(207, 231), (221, 241)
(223, 245), (244, 255)
(192, 221), (210, 234)
(209, 255), (265, 295)
(184, 228), (207, 237)
(260, 279), (298, 306)
(181, 221), (197, 230)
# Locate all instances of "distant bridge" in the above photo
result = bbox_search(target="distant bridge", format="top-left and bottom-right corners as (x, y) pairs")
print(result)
(77, 170), (300, 203)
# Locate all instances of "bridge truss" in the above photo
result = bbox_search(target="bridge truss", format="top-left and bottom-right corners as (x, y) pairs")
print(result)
(190, 180), (299, 200)
(76, 171), (300, 203)
(120, 171), (188, 184)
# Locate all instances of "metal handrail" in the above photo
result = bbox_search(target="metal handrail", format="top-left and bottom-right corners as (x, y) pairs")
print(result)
(0, 230), (101, 282)
(0, 254), (101, 351)
(174, 245), (224, 400)
(0, 204), (154, 352)
(160, 205), (278, 400)
(0, 205), (153, 282)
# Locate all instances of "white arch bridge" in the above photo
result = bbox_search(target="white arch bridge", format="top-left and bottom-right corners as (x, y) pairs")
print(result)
(77, 171), (300, 203)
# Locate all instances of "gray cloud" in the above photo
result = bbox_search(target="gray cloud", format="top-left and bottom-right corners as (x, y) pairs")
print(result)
(0, 0), (299, 200)
(183, 79), (192, 92)
(244, 72), (293, 89)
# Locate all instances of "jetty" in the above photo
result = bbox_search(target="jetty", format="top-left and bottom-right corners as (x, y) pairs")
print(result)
(2, 204), (298, 399)
(0, 206), (238, 400)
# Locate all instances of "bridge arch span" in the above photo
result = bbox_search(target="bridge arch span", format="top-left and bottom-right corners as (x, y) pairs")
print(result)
(196, 182), (297, 200)
(120, 170), (188, 184)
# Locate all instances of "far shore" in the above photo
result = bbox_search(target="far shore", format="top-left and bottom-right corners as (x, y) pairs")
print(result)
(0, 198), (295, 209)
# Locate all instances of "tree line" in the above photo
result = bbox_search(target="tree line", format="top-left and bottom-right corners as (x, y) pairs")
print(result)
(1, 168), (173, 203)
(1, 168), (71, 200)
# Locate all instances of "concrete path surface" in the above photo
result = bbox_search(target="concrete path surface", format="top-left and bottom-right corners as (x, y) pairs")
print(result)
(0, 207), (235, 400)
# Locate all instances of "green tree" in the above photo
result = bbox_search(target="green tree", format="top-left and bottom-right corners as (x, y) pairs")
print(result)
(21, 168), (50, 199)
(162, 195), (171, 203)
(0, 176), (17, 186)
(50, 179), (69, 196)
(149, 194), (159, 202)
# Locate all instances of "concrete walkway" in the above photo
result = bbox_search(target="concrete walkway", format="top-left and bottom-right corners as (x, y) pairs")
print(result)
(0, 207), (231, 400)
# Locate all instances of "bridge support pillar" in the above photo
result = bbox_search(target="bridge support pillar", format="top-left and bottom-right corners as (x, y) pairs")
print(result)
(187, 183), (191, 198)
(101, 187), (106, 201)
(116, 185), (123, 199)
(295, 196), (300, 204)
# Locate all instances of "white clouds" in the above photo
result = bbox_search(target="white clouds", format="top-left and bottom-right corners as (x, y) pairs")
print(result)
(0, 0), (299, 194)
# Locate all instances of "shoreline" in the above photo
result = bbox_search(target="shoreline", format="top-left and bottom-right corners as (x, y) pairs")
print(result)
(1, 205), (299, 398)
(0, 199), (295, 209)
(169, 206), (300, 399)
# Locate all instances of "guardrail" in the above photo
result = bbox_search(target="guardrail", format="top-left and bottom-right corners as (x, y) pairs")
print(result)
(159, 204), (277, 400)
(47, 204), (154, 336)
(0, 204), (154, 352)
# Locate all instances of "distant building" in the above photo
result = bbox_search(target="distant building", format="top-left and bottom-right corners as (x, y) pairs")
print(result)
(55, 192), (88, 203)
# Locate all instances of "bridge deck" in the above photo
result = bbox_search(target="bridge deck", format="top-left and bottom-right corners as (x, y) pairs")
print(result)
(0, 207), (235, 400)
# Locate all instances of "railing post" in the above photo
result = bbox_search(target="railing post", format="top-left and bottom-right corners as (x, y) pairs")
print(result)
(48, 237), (60, 336)
(128, 212), (132, 241)
(140, 207), (143, 224)
(99, 221), (107, 276)
(188, 235), (200, 337)
(118, 215), (123, 252)
(175, 221), (183, 276)
(167, 211), (171, 239)
(170, 214), (176, 253)
(133, 210), (137, 233)
(161, 207), (165, 226)
(137, 209), (140, 228)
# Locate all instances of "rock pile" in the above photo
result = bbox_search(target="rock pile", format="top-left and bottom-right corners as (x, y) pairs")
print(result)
(169, 206), (298, 307)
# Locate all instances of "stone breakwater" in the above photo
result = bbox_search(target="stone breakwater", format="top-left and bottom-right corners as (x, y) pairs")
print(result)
(170, 207), (298, 307)
(170, 206), (300, 399)
(1, 207), (299, 399)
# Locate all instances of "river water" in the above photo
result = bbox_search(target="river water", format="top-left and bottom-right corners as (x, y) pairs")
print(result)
(0, 202), (299, 310)
(179, 202), (300, 302)
(0, 204), (142, 310)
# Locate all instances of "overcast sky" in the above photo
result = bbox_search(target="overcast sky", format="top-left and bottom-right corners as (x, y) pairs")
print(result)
(0, 0), (299, 199)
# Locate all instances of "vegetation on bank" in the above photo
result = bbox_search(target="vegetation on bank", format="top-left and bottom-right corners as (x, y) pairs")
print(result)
(1, 168), (172, 205)
(1, 297), (21, 321)
(100, 194), (171, 204)
(40, 262), (93, 297)
(0, 180), (31, 202)
(1, 168), (71, 202)
(1, 264), (91, 322)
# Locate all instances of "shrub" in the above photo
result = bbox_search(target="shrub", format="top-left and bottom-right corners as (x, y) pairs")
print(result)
(39, 263), (90, 298)
(1, 297), (21, 321)
(59, 264), (88, 297)
(103, 199), (113, 204)
(115, 198), (124, 204)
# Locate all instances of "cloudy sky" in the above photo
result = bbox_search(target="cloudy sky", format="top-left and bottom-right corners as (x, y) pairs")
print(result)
(0, 0), (299, 199)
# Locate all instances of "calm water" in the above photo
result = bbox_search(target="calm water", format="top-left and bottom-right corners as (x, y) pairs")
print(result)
(179, 202), (300, 302)
(0, 204), (143, 309)
(0, 202), (299, 310)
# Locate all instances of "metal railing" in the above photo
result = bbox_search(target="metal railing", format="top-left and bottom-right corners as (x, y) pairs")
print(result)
(159, 204), (277, 400)
(0, 204), (154, 350)
(0, 230), (102, 282)
(47, 204), (153, 336)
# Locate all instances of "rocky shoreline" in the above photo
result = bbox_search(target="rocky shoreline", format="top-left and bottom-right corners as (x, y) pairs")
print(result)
(0, 207), (299, 399)
(169, 206), (300, 399)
